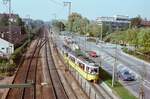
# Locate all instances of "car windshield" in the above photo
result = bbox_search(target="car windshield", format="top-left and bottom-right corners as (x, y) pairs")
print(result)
(124, 71), (130, 75)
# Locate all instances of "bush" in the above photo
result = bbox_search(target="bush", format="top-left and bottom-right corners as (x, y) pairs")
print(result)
(11, 40), (29, 61)
(0, 38), (28, 76)
(0, 62), (16, 76)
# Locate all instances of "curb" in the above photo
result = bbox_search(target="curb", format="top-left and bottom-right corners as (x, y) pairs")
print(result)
(120, 51), (150, 67)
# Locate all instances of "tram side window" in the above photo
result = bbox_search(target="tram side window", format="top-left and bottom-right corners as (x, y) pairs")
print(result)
(79, 62), (85, 70)
(70, 56), (75, 63)
(64, 53), (68, 57)
(86, 67), (89, 73)
(75, 60), (79, 65)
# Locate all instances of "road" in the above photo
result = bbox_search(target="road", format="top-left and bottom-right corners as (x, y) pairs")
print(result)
(71, 35), (150, 99)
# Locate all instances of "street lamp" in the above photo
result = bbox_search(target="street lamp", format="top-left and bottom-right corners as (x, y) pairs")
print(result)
(112, 41), (118, 87)
(100, 22), (103, 41)
(96, 18), (103, 41)
(139, 62), (146, 99)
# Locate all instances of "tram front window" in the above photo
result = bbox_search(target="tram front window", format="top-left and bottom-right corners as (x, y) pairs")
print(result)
(64, 53), (68, 57)
(90, 68), (98, 75)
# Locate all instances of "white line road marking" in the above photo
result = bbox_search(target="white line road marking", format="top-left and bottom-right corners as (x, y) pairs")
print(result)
(143, 80), (150, 90)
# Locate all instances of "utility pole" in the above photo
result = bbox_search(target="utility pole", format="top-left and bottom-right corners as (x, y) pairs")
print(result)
(101, 23), (103, 41)
(26, 15), (31, 42)
(3, 0), (12, 57)
(8, 0), (11, 43)
(52, 13), (57, 20)
(96, 18), (103, 41)
(112, 41), (117, 87)
(139, 62), (146, 99)
(64, 1), (71, 17)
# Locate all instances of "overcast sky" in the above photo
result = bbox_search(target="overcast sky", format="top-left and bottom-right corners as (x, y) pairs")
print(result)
(0, 0), (149, 21)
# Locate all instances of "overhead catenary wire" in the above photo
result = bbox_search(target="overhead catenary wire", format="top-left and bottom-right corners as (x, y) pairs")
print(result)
(49, 0), (63, 7)
(49, 0), (67, 20)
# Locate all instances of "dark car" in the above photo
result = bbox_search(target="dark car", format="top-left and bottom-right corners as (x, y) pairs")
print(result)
(118, 70), (135, 81)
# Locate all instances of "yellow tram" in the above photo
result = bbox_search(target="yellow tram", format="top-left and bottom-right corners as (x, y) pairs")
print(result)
(61, 48), (100, 83)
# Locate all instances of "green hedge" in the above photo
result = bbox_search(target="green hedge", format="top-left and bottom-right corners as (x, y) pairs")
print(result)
(0, 59), (16, 76)
(11, 40), (29, 61)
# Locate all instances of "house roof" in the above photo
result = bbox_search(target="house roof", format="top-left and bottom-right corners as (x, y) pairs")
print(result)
(0, 37), (13, 45)
(0, 13), (18, 19)
(0, 26), (21, 33)
(0, 26), (27, 45)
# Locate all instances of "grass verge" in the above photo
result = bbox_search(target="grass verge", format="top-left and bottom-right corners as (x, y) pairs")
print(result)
(100, 67), (137, 99)
(123, 48), (150, 63)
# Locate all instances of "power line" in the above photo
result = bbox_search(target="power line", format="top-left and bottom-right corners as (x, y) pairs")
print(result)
(49, 0), (63, 7)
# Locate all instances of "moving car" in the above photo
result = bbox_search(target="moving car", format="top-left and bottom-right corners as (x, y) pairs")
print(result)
(88, 51), (98, 58)
(118, 69), (135, 81)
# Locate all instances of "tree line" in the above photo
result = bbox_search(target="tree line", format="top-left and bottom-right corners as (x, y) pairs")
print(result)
(52, 12), (111, 37)
(105, 28), (150, 54)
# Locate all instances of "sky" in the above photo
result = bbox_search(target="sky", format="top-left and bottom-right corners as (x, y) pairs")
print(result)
(0, 0), (149, 21)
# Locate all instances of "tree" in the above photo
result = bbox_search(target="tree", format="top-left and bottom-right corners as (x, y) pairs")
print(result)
(67, 12), (82, 32)
(0, 14), (9, 26)
(87, 22), (101, 37)
(126, 29), (139, 48)
(131, 16), (142, 28)
(15, 15), (24, 26)
(102, 22), (110, 37)
(80, 18), (90, 34)
(52, 20), (65, 31)
(66, 12), (90, 35)
(138, 29), (150, 52)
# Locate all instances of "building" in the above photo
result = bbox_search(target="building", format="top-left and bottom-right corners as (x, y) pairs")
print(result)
(0, 38), (14, 57)
(0, 26), (26, 46)
(140, 20), (150, 27)
(96, 15), (130, 31)
(0, 13), (27, 57)
(0, 26), (26, 57)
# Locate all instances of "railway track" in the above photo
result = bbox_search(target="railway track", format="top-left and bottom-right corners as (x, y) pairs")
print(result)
(5, 38), (46, 99)
(44, 37), (68, 99)
(22, 39), (43, 99)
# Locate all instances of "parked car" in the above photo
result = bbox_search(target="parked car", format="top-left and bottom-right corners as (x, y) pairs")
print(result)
(118, 69), (135, 81)
(88, 51), (98, 58)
